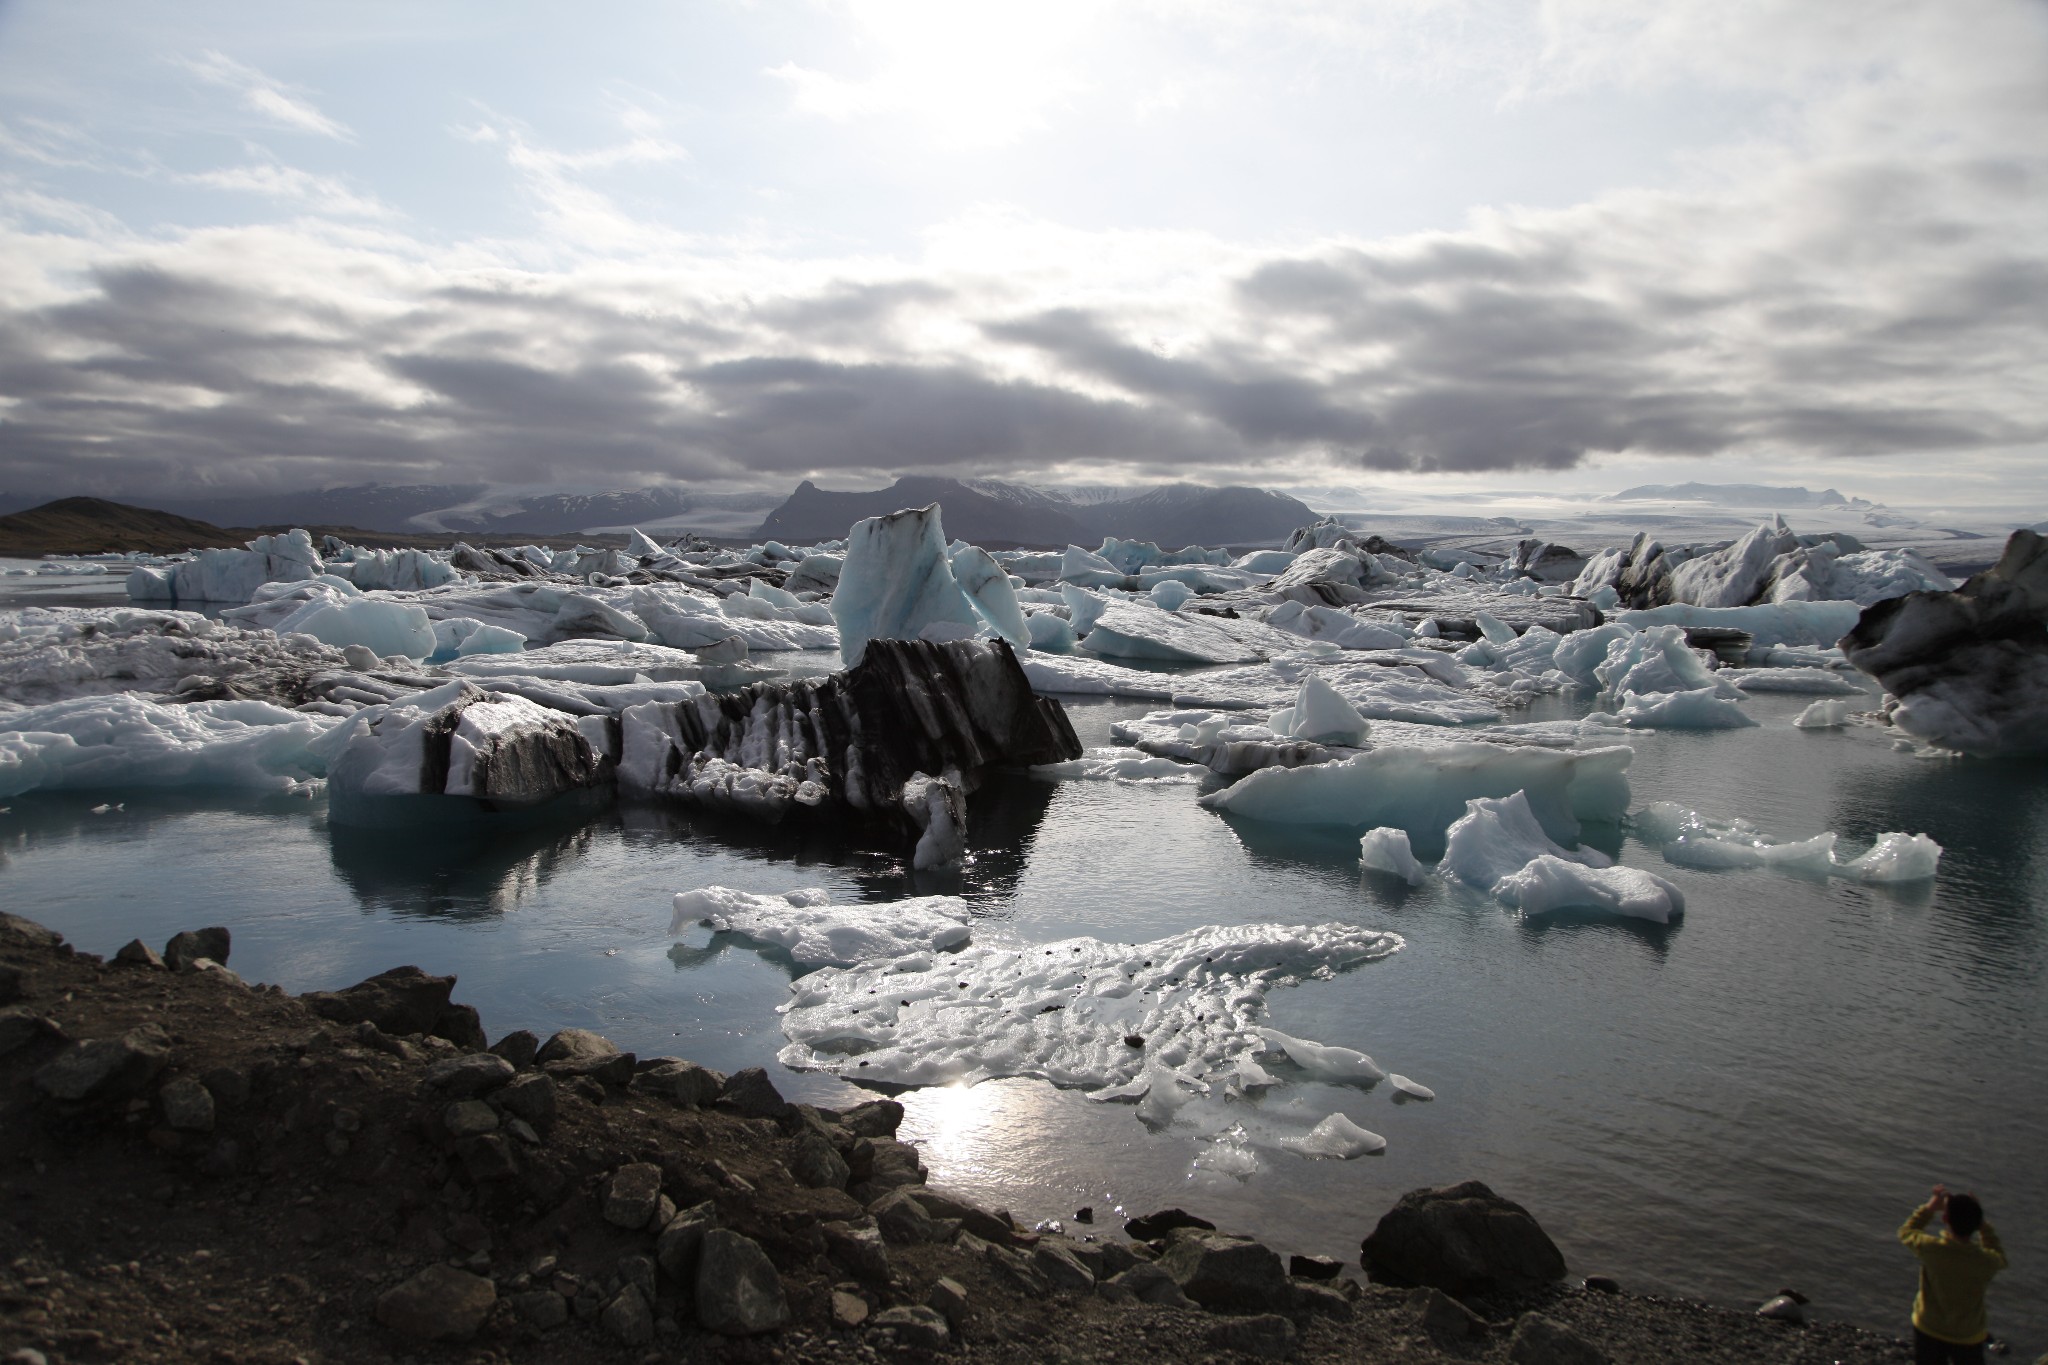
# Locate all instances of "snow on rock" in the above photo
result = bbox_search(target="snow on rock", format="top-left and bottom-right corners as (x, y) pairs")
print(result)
(1201, 742), (1632, 845)
(1841, 529), (2048, 755)
(672, 885), (972, 969)
(1358, 827), (1426, 884)
(0, 693), (339, 797)
(1613, 688), (1759, 729)
(830, 503), (985, 668)
(1438, 790), (1612, 888)
(1492, 856), (1685, 924)
(775, 920), (1403, 1102)
(1278, 1113), (1386, 1159)
(1835, 832), (1944, 882)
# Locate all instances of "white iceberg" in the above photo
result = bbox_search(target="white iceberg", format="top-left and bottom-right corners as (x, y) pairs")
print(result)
(1276, 673), (1370, 747)
(830, 503), (983, 668)
(1438, 790), (1613, 888)
(1252, 1027), (1385, 1083)
(0, 693), (339, 797)
(1614, 688), (1759, 730)
(1794, 699), (1853, 729)
(673, 885), (973, 969)
(1278, 1113), (1385, 1159)
(1491, 855), (1685, 924)
(1358, 827), (1426, 884)
(1835, 832), (1943, 882)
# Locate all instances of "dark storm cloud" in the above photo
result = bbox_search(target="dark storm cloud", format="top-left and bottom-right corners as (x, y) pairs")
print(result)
(1, 137), (2044, 502)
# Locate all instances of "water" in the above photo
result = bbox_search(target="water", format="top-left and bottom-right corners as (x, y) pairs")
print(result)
(1, 679), (2042, 1350)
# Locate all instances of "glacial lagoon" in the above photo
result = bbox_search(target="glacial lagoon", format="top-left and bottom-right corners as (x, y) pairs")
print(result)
(4, 666), (2042, 1349)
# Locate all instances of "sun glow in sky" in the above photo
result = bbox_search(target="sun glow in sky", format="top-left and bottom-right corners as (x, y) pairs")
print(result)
(0, 1), (2043, 509)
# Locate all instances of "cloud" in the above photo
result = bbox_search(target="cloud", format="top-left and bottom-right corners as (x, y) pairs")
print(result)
(180, 162), (392, 218)
(182, 51), (354, 141)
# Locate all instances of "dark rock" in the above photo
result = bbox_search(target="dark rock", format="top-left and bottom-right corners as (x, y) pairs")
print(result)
(1507, 1312), (1610, 1365)
(162, 927), (230, 971)
(374, 1264), (496, 1341)
(442, 1099), (499, 1139)
(0, 914), (62, 947)
(113, 940), (164, 970)
(1204, 1314), (1297, 1360)
(511, 1290), (569, 1330)
(1360, 1181), (1567, 1296)
(830, 1288), (870, 1329)
(1289, 1254), (1342, 1281)
(872, 1304), (949, 1351)
(1095, 1241), (1143, 1278)
(0, 964), (18, 1006)
(198, 1065), (250, 1109)
(1583, 1274), (1620, 1294)
(0, 1006), (58, 1057)
(601, 1285), (655, 1345)
(866, 1138), (927, 1190)
(1159, 1230), (1290, 1312)
(639, 1058), (725, 1107)
(457, 1133), (520, 1183)
(619, 1253), (658, 1302)
(910, 1190), (1013, 1243)
(967, 1235), (1051, 1296)
(1842, 528), (2048, 754)
(1105, 1262), (1196, 1309)
(1292, 1281), (1352, 1319)
(424, 1052), (515, 1098)
(537, 1028), (635, 1085)
(301, 966), (481, 1048)
(791, 1130), (851, 1189)
(871, 1189), (942, 1245)
(821, 1221), (890, 1283)
(838, 1098), (904, 1138)
(603, 1162), (666, 1229)
(158, 1077), (216, 1132)
(1409, 1286), (1489, 1346)
(655, 1201), (719, 1284)
(694, 1229), (791, 1335)
(33, 1024), (171, 1103)
(1033, 1241), (1096, 1291)
(489, 1029), (539, 1070)
(495, 1072), (558, 1131)
(928, 1276), (968, 1328)
(1125, 1207), (1216, 1242)
(718, 1066), (790, 1119)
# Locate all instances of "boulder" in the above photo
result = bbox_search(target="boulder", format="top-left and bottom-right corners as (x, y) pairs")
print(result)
(789, 1130), (850, 1190)
(639, 1058), (724, 1107)
(871, 1189), (942, 1244)
(113, 940), (164, 970)
(33, 1025), (171, 1103)
(820, 1220), (889, 1284)
(1842, 529), (2048, 754)
(603, 1163), (666, 1230)
(1409, 1286), (1490, 1346)
(424, 1052), (515, 1098)
(838, 1098), (904, 1138)
(495, 1072), (557, 1131)
(1204, 1314), (1297, 1360)
(537, 1028), (636, 1086)
(1125, 1208), (1215, 1242)
(1360, 1181), (1566, 1296)
(0, 1006), (58, 1057)
(655, 1201), (718, 1283)
(158, 1077), (216, 1132)
(1157, 1230), (1289, 1312)
(0, 913), (62, 948)
(162, 927), (230, 972)
(1033, 1241), (1096, 1292)
(910, 1190), (1012, 1243)
(601, 1285), (655, 1346)
(872, 1305), (949, 1351)
(1507, 1312), (1610, 1365)
(927, 1276), (969, 1328)
(302, 966), (485, 1048)
(375, 1264), (496, 1342)
(694, 1229), (790, 1335)
(489, 1029), (539, 1070)
(718, 1066), (790, 1119)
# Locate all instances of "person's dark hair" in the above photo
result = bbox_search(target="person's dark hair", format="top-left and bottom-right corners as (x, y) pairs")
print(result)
(1946, 1193), (1984, 1238)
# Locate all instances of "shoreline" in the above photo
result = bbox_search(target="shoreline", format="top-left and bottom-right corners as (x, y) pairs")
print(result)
(2, 911), (1934, 1364)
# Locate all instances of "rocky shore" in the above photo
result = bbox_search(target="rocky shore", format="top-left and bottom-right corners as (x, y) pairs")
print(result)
(1, 912), (1926, 1364)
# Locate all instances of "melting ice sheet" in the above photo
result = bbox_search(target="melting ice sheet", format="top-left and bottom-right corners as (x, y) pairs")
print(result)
(774, 919), (1404, 1110)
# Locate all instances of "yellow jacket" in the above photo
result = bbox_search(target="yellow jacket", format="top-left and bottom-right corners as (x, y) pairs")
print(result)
(1899, 1204), (2007, 1344)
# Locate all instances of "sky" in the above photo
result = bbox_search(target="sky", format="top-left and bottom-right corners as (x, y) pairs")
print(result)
(0, 0), (2044, 512)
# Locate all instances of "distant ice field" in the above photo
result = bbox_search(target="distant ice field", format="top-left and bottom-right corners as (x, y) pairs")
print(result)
(2, 683), (2043, 1350)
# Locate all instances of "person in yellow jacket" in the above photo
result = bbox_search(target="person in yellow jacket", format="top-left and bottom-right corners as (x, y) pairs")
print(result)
(1898, 1184), (2007, 1365)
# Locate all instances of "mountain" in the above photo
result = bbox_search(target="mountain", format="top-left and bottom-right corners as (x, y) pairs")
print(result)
(150, 484), (487, 534)
(0, 497), (246, 556)
(756, 478), (1320, 548)
(1603, 483), (1854, 508)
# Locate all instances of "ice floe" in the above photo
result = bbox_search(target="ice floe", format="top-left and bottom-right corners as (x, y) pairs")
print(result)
(0, 692), (339, 797)
(673, 886), (973, 969)
(1278, 1113), (1386, 1159)
(1358, 827), (1427, 884)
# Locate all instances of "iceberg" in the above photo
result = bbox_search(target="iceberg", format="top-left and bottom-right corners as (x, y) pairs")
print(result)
(1595, 625), (1732, 698)
(1252, 1027), (1385, 1083)
(1201, 742), (1633, 844)
(1357, 827), (1426, 884)
(1278, 1113), (1386, 1159)
(1149, 579), (1195, 611)
(1613, 601), (1863, 649)
(775, 919), (1403, 1100)
(1438, 791), (1612, 888)
(0, 693), (339, 797)
(1794, 699), (1852, 729)
(1728, 668), (1862, 695)
(830, 503), (984, 668)
(949, 543), (1031, 648)
(1031, 748), (1204, 783)
(1835, 832), (1943, 882)
(673, 885), (972, 969)
(125, 529), (327, 605)
(1274, 673), (1370, 747)
(1492, 856), (1685, 924)
(1613, 688), (1759, 730)
(1079, 600), (1270, 665)
(276, 596), (438, 661)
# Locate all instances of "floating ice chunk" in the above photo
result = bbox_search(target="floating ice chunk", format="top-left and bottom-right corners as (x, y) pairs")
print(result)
(746, 577), (834, 624)
(1058, 583), (1109, 635)
(1204, 743), (1633, 844)
(432, 617), (528, 658)
(1794, 699), (1852, 729)
(831, 503), (982, 668)
(1615, 688), (1759, 729)
(776, 920), (1403, 1098)
(1264, 600), (1409, 651)
(1730, 668), (1861, 695)
(673, 885), (971, 969)
(1358, 827), (1426, 884)
(1190, 1125), (1260, 1180)
(1474, 612), (1517, 646)
(1492, 856), (1685, 924)
(1835, 832), (1943, 882)
(1279, 1113), (1385, 1159)
(1665, 831), (1837, 874)
(1549, 624), (1636, 688)
(1024, 611), (1077, 653)
(1439, 790), (1612, 888)
(1283, 674), (1370, 747)
(1614, 601), (1862, 649)
(1031, 749), (1202, 783)
(1596, 625), (1730, 698)
(332, 547), (458, 592)
(0, 693), (339, 797)
(1253, 1027), (1385, 1083)
(1233, 549), (1299, 575)
(950, 543), (1031, 647)
(1080, 601), (1267, 665)
(904, 771), (968, 870)
(1060, 544), (1125, 587)
(1150, 579), (1195, 611)
(1389, 1074), (1434, 1100)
